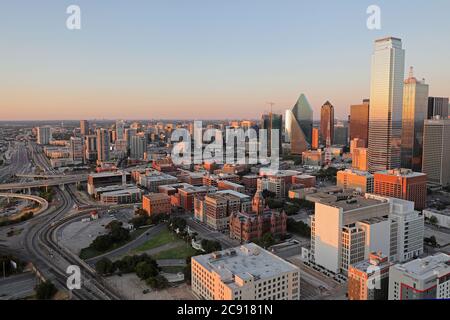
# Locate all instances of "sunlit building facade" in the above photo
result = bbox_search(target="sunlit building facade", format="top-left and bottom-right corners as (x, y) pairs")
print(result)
(401, 67), (429, 172)
(368, 37), (405, 173)
(350, 100), (370, 147)
(320, 101), (334, 146)
(422, 118), (450, 187)
(285, 94), (313, 154)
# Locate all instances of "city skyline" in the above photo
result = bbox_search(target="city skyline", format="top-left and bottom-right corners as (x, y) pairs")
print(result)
(1, 1), (450, 121)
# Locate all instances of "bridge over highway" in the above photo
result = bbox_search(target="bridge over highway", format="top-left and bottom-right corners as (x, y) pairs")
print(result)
(0, 193), (49, 215)
(0, 175), (88, 191)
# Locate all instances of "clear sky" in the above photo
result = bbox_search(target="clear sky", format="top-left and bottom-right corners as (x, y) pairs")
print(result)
(1, 0), (449, 121)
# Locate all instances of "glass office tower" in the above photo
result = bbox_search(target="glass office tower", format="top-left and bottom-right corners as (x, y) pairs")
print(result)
(285, 94), (313, 154)
(368, 37), (405, 173)
(401, 67), (429, 172)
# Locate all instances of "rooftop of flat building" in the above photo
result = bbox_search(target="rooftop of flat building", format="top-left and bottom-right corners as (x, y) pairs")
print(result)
(392, 253), (450, 280)
(217, 189), (250, 200)
(313, 192), (389, 212)
(95, 184), (137, 192)
(143, 193), (170, 200)
(89, 171), (128, 178)
(193, 243), (299, 285)
(351, 253), (390, 273)
(101, 188), (142, 197)
(339, 169), (374, 177)
(374, 168), (426, 178)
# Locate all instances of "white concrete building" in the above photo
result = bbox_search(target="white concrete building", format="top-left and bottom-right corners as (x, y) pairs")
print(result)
(310, 194), (392, 275)
(389, 253), (450, 300)
(388, 197), (424, 262)
(310, 193), (424, 275)
(423, 208), (450, 229)
(191, 243), (300, 300)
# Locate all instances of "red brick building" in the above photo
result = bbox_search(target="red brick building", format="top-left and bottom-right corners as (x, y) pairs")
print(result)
(229, 192), (287, 243)
(142, 193), (171, 216)
(374, 169), (427, 210)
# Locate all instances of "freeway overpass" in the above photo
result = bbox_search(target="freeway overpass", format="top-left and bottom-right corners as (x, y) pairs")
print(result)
(0, 175), (88, 192)
(0, 193), (49, 215)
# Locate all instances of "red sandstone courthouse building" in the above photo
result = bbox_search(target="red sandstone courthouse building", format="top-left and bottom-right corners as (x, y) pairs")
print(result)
(229, 191), (287, 243)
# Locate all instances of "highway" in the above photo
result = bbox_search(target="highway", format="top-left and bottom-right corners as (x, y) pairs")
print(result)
(3, 140), (122, 300)
(0, 142), (30, 183)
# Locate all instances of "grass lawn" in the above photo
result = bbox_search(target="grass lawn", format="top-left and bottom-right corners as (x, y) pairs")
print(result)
(79, 227), (150, 260)
(134, 227), (178, 252)
(151, 243), (199, 260)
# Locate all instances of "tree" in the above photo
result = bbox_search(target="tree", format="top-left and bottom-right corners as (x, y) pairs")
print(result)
(146, 275), (169, 290)
(201, 239), (222, 253)
(106, 220), (123, 230)
(169, 217), (187, 232)
(429, 236), (438, 247)
(287, 218), (311, 238)
(91, 235), (113, 252)
(95, 257), (116, 275)
(260, 233), (275, 248)
(110, 226), (130, 243)
(183, 263), (192, 284)
(136, 261), (159, 280)
(35, 280), (57, 300)
(429, 216), (439, 226)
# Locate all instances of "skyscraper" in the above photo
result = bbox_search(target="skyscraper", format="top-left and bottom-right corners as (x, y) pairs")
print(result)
(37, 126), (51, 145)
(427, 97), (449, 119)
(285, 94), (313, 154)
(350, 99), (370, 147)
(69, 137), (84, 162)
(80, 120), (89, 136)
(260, 113), (282, 156)
(96, 128), (110, 162)
(401, 67), (429, 171)
(368, 37), (405, 173)
(125, 128), (137, 154)
(320, 101), (334, 146)
(311, 127), (319, 150)
(334, 123), (348, 146)
(84, 135), (97, 162)
(116, 120), (125, 140)
(130, 135), (146, 159)
(422, 118), (450, 187)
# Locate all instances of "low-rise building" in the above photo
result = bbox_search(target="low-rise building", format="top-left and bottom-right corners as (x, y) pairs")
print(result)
(142, 193), (171, 216)
(374, 169), (427, 210)
(191, 243), (300, 300)
(388, 253), (450, 300)
(348, 252), (391, 300)
(291, 175), (316, 188)
(100, 187), (142, 204)
(423, 208), (450, 229)
(337, 169), (374, 193)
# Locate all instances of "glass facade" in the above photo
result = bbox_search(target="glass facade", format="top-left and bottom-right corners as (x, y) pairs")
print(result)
(368, 37), (405, 173)
(320, 101), (335, 146)
(401, 69), (429, 172)
(285, 94), (313, 154)
(350, 100), (370, 147)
